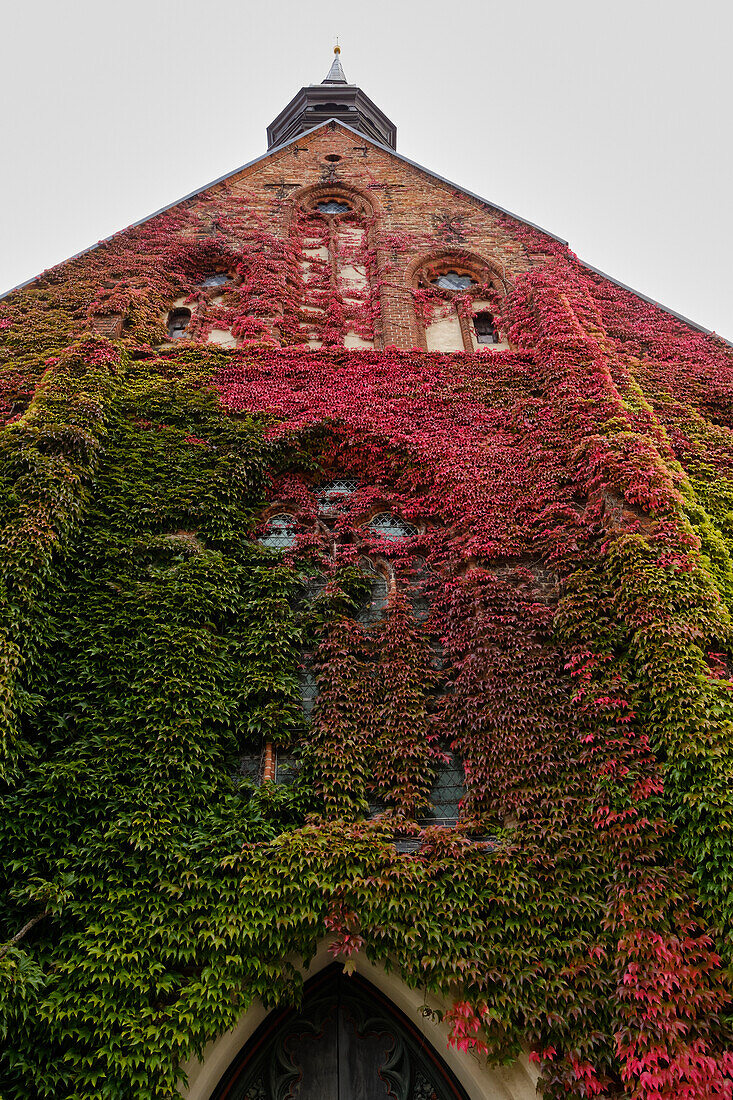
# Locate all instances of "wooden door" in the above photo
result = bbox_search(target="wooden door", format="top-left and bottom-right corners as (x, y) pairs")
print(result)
(213, 967), (468, 1100)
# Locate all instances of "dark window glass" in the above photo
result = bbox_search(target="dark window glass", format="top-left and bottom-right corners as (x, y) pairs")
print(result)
(200, 273), (231, 288)
(357, 560), (389, 624)
(237, 751), (262, 783)
(418, 755), (465, 827)
(301, 572), (328, 604)
(275, 751), (301, 785)
(403, 556), (431, 622)
(474, 311), (499, 344)
(299, 668), (318, 718)
(365, 513), (418, 541)
(167, 308), (191, 339)
(316, 200), (351, 214)
(431, 271), (476, 291)
(393, 837), (422, 854)
(258, 514), (297, 550)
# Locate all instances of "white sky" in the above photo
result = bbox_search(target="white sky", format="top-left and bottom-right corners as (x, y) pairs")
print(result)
(1, 0), (731, 339)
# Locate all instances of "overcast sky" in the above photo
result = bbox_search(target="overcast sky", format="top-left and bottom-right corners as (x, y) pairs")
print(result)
(1, 0), (731, 339)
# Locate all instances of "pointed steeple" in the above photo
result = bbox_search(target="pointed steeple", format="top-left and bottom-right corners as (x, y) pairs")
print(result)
(266, 45), (397, 151)
(323, 44), (347, 85)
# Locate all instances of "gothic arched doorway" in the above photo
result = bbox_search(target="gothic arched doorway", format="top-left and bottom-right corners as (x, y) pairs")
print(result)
(210, 965), (470, 1100)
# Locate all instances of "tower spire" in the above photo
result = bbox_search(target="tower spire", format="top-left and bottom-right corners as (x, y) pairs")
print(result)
(267, 43), (396, 150)
(323, 43), (347, 85)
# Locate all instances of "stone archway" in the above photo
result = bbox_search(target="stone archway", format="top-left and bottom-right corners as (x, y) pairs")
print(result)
(211, 964), (468, 1100)
(179, 946), (540, 1100)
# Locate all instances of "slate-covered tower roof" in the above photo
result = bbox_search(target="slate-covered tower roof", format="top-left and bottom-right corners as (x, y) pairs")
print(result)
(266, 46), (397, 149)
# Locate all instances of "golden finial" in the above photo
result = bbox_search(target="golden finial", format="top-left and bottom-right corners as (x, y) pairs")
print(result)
(334, 39), (341, 55)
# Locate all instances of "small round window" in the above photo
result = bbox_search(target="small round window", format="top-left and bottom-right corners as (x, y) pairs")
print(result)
(431, 271), (477, 291)
(364, 513), (418, 541)
(258, 514), (297, 550)
(316, 200), (351, 214)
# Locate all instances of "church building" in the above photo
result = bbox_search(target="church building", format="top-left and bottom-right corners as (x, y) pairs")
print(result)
(1, 50), (732, 1100)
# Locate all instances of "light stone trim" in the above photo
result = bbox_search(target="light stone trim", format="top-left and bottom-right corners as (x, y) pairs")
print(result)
(179, 942), (540, 1100)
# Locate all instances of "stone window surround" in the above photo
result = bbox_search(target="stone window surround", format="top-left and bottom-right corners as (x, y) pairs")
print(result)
(285, 182), (387, 350)
(405, 249), (506, 353)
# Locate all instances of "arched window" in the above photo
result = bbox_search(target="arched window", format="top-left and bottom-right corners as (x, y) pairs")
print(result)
(316, 199), (351, 214)
(473, 311), (499, 345)
(200, 273), (232, 288)
(257, 514), (297, 550)
(431, 271), (477, 291)
(364, 513), (418, 541)
(167, 308), (191, 339)
(316, 478), (358, 515)
(409, 252), (501, 353)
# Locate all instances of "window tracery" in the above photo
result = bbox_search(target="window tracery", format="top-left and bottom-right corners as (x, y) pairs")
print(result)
(364, 512), (418, 541)
(257, 513), (298, 550)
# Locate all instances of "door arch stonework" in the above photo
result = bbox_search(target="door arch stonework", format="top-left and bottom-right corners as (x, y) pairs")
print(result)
(179, 944), (540, 1100)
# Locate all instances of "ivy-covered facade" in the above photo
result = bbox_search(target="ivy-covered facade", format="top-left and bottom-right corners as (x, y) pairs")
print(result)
(1, 53), (733, 1100)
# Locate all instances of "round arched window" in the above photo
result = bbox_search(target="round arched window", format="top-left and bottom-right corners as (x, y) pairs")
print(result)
(316, 479), (358, 514)
(199, 273), (232, 288)
(364, 513), (418, 541)
(431, 271), (477, 291)
(316, 199), (351, 214)
(257, 514), (297, 550)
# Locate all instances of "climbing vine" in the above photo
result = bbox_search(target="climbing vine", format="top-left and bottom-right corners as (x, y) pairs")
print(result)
(0, 157), (732, 1100)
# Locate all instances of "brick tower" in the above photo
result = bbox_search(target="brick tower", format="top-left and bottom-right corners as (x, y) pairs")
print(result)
(1, 48), (732, 1100)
